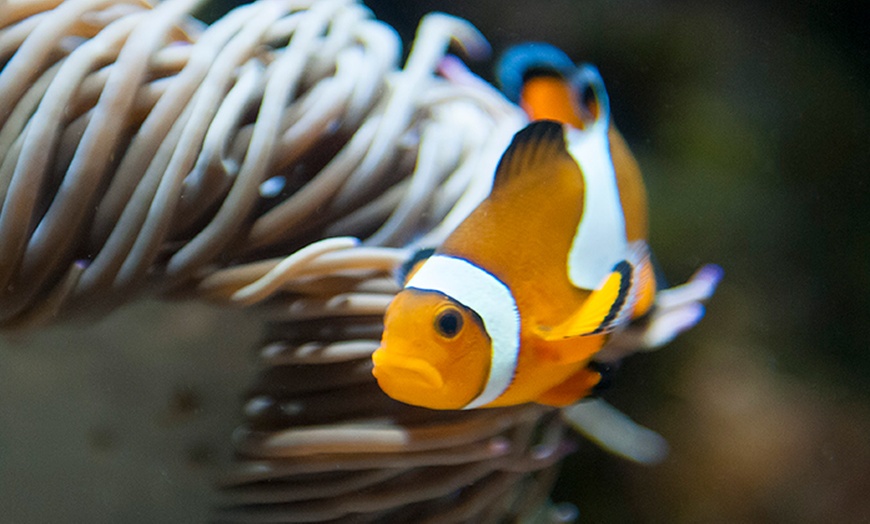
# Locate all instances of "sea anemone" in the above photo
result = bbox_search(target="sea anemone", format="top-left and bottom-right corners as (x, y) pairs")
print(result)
(0, 0), (704, 521)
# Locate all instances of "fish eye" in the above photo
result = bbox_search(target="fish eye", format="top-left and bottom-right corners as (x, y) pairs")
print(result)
(578, 83), (601, 122)
(578, 83), (599, 120)
(571, 65), (608, 124)
(434, 307), (463, 339)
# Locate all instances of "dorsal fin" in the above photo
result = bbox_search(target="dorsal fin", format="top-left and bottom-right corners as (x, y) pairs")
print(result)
(493, 120), (571, 188)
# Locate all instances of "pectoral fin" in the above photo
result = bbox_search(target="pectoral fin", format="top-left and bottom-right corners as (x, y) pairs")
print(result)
(539, 261), (633, 342)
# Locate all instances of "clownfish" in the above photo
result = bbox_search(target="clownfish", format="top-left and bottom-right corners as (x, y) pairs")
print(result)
(372, 44), (664, 410)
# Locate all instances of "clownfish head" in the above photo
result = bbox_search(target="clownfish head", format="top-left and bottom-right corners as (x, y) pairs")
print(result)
(496, 42), (611, 132)
(372, 288), (492, 410)
(374, 254), (522, 410)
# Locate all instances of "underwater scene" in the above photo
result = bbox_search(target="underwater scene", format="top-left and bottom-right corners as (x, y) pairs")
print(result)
(0, 0), (867, 522)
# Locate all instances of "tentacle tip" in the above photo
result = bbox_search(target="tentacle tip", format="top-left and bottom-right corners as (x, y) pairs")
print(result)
(259, 176), (287, 198)
(645, 303), (706, 347)
(424, 12), (491, 60)
(530, 442), (556, 460)
(550, 502), (580, 523)
(436, 54), (469, 80)
(243, 395), (274, 417)
(453, 37), (491, 62)
(334, 236), (362, 248)
(696, 263), (725, 288)
(488, 436), (511, 455)
(631, 434), (670, 466)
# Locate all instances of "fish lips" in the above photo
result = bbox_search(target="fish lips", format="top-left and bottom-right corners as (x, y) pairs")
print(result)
(371, 347), (445, 391)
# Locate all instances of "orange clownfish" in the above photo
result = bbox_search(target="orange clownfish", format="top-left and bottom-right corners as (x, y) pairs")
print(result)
(372, 44), (660, 410)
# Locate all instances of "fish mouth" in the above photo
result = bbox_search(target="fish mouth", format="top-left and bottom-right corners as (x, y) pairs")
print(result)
(372, 348), (444, 390)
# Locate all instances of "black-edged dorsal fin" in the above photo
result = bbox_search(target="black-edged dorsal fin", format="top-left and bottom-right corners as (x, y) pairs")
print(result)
(493, 120), (571, 189)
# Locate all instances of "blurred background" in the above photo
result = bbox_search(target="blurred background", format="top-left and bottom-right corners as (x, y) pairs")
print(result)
(2, 0), (867, 522)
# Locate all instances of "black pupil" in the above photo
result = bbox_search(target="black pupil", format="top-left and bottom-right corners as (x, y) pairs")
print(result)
(437, 310), (462, 337)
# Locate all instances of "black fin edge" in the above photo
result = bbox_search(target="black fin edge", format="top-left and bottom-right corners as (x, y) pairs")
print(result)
(397, 247), (436, 284)
(493, 120), (567, 187)
(589, 260), (633, 335)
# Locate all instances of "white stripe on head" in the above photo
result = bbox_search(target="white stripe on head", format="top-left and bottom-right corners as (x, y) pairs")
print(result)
(565, 123), (628, 289)
(405, 254), (520, 409)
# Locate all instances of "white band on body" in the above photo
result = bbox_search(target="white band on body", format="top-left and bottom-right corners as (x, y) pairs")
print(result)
(405, 254), (520, 409)
(565, 124), (628, 289)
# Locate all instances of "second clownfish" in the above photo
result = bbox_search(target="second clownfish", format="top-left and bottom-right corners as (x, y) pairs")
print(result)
(372, 44), (660, 410)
